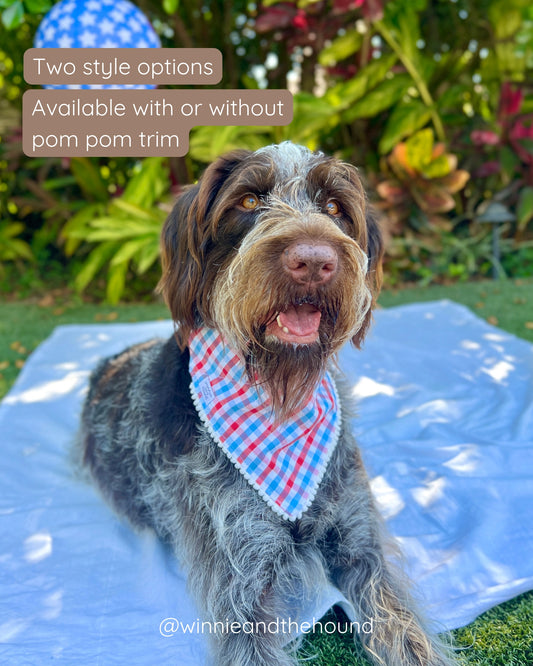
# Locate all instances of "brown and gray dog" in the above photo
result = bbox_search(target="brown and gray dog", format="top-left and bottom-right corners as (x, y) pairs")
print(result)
(78, 143), (454, 665)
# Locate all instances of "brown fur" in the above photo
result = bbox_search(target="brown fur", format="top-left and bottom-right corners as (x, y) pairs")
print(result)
(157, 147), (383, 417)
(79, 144), (455, 666)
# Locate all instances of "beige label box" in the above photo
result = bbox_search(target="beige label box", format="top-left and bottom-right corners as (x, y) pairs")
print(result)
(23, 89), (293, 157)
(24, 48), (222, 85)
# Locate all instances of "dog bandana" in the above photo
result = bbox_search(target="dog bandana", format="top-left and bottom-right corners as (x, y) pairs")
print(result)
(188, 327), (341, 521)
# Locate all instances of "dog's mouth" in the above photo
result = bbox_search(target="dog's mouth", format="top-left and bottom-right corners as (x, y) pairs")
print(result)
(265, 303), (322, 345)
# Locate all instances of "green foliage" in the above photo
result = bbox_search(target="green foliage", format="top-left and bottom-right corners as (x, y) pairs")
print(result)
(282, 93), (337, 147)
(0, 220), (33, 263)
(342, 74), (412, 123)
(318, 30), (363, 67)
(501, 243), (533, 277)
(0, 0), (50, 29)
(162, 0), (179, 14)
(325, 53), (398, 113)
(378, 101), (432, 155)
(516, 186), (533, 234)
(1, 1), (24, 29)
(62, 158), (171, 303)
(385, 223), (502, 286)
(377, 129), (470, 224)
(2, 0), (533, 296)
(189, 125), (274, 163)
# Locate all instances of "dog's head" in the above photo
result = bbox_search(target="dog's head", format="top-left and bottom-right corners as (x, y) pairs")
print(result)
(158, 142), (383, 417)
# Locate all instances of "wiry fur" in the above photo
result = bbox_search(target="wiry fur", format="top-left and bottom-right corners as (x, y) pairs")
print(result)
(211, 199), (372, 417)
(78, 143), (455, 665)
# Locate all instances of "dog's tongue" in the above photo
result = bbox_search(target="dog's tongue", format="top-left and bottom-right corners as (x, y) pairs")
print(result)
(278, 304), (321, 338)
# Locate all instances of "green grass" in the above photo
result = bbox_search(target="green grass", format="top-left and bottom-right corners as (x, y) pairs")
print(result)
(452, 592), (533, 665)
(377, 279), (533, 344)
(0, 299), (169, 399)
(299, 592), (533, 665)
(1, 278), (532, 665)
(1, 279), (531, 401)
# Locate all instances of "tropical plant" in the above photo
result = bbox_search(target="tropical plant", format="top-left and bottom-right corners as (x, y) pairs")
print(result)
(1, 0), (533, 294)
(465, 80), (533, 243)
(376, 128), (470, 229)
(385, 224), (501, 285)
(0, 0), (51, 30)
(61, 157), (171, 303)
(0, 220), (33, 264)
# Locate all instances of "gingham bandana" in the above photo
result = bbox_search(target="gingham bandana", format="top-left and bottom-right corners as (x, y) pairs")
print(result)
(188, 327), (341, 521)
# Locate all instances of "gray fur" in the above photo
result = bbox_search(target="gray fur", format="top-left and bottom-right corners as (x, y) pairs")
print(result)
(78, 341), (454, 666)
(78, 144), (456, 666)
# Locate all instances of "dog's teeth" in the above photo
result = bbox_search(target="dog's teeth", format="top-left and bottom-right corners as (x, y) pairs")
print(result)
(275, 314), (290, 335)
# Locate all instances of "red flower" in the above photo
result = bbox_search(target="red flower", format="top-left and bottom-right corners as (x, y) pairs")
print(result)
(292, 9), (308, 29)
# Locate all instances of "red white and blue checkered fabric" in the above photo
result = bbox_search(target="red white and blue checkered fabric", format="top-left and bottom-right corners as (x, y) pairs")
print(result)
(189, 327), (341, 521)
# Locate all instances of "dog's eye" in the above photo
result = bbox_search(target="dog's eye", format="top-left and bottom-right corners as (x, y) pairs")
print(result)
(240, 194), (260, 210)
(325, 200), (342, 217)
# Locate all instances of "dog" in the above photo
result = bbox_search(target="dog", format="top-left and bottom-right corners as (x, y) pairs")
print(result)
(78, 142), (454, 665)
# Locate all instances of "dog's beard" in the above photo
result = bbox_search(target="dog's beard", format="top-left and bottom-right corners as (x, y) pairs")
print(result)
(245, 328), (332, 421)
(208, 210), (373, 419)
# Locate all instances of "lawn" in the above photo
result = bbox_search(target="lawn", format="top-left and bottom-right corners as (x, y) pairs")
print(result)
(1, 278), (532, 665)
(2, 279), (532, 402)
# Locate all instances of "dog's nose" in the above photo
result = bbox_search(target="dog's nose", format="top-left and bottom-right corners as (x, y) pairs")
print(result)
(282, 242), (338, 285)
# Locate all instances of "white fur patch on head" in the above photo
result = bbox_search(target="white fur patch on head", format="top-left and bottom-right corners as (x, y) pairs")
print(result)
(256, 142), (325, 207)
(256, 141), (320, 180)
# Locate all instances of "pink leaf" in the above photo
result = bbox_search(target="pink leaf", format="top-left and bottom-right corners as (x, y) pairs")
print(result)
(471, 130), (500, 146)
(499, 82), (523, 118)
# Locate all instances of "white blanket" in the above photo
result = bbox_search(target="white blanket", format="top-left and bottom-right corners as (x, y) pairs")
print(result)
(1, 300), (532, 665)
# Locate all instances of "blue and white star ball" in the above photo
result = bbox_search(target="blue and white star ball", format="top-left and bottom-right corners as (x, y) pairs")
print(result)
(34, 0), (161, 89)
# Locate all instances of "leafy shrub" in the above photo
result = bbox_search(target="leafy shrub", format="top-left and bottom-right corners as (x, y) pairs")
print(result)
(0, 220), (33, 264)
(62, 157), (171, 303)
(1, 0), (533, 297)
(376, 128), (470, 229)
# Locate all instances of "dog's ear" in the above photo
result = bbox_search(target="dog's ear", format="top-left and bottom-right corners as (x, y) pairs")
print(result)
(157, 185), (201, 348)
(365, 204), (384, 299)
(157, 150), (251, 348)
(352, 204), (384, 349)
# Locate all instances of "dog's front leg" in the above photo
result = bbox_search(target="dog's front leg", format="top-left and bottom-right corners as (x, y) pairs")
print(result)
(203, 580), (297, 666)
(324, 449), (454, 666)
(180, 500), (306, 666)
